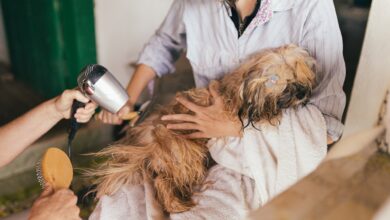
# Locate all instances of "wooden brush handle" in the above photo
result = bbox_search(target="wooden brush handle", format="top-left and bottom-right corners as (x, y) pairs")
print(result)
(121, 111), (140, 120)
(93, 111), (140, 122)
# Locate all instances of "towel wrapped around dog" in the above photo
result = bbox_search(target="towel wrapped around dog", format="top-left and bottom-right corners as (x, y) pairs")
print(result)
(89, 104), (327, 220)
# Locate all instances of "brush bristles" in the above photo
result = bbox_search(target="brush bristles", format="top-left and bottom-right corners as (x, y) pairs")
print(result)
(35, 160), (45, 189)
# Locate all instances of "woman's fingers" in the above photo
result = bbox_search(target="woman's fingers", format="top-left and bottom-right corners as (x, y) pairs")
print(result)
(209, 81), (223, 105)
(166, 123), (200, 131)
(70, 90), (89, 104)
(85, 102), (97, 110)
(75, 104), (96, 115)
(97, 110), (122, 125)
(74, 103), (97, 123)
(117, 105), (132, 118)
(97, 111), (104, 121)
(161, 86), (240, 138)
(161, 114), (197, 122)
(110, 113), (122, 124)
(176, 97), (203, 113)
(183, 132), (207, 139)
(40, 185), (54, 198)
(76, 115), (92, 123)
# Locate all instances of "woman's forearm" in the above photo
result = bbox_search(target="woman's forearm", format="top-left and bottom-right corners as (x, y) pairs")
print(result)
(126, 64), (157, 105)
(0, 98), (62, 167)
(0, 89), (95, 168)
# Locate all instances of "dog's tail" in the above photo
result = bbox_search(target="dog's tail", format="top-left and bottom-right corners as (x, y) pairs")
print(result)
(148, 124), (209, 212)
(86, 145), (153, 198)
(85, 124), (157, 198)
(150, 124), (208, 186)
(86, 122), (208, 201)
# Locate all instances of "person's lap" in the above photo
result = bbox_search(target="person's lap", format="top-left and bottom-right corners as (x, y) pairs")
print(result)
(90, 164), (260, 220)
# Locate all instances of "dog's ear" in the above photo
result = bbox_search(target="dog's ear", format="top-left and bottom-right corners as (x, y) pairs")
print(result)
(277, 82), (312, 109)
(282, 44), (316, 86)
(276, 52), (315, 108)
(295, 59), (315, 84)
(238, 76), (269, 127)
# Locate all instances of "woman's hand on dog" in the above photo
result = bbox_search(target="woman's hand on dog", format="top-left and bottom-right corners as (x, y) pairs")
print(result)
(161, 83), (242, 139)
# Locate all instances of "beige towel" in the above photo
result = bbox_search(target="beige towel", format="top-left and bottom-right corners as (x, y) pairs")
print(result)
(209, 104), (328, 205)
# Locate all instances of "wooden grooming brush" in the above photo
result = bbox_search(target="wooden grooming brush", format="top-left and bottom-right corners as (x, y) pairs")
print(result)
(121, 111), (140, 120)
(36, 147), (73, 190)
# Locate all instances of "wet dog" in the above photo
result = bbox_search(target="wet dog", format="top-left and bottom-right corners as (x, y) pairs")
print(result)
(90, 44), (316, 213)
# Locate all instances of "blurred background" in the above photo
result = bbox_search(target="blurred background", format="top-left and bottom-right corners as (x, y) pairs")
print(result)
(0, 0), (373, 219)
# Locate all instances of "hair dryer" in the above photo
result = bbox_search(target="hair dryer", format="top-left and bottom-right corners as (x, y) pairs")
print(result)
(67, 64), (129, 158)
(77, 64), (129, 113)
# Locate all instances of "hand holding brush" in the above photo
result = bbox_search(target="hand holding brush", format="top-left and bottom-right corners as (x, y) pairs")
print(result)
(32, 147), (80, 220)
(29, 185), (81, 220)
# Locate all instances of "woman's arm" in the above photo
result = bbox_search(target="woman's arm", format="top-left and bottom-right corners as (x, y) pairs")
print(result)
(300, 0), (346, 143)
(98, 64), (157, 124)
(0, 90), (96, 167)
(98, 0), (186, 124)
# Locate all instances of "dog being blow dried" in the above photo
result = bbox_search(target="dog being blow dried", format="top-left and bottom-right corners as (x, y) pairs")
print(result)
(90, 44), (316, 213)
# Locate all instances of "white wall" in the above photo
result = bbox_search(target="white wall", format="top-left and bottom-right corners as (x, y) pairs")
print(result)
(344, 0), (390, 136)
(94, 0), (173, 87)
(0, 5), (10, 64)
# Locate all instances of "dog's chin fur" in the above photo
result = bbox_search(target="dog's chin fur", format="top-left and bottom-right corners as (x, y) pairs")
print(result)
(89, 44), (316, 213)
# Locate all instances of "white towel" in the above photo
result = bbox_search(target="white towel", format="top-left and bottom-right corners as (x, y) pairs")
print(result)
(89, 105), (327, 219)
(208, 104), (328, 205)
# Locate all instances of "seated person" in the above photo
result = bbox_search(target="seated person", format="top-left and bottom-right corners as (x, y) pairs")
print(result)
(94, 0), (345, 218)
(90, 53), (329, 219)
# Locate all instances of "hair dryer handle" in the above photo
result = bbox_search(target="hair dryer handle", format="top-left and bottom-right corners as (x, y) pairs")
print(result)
(67, 100), (86, 157)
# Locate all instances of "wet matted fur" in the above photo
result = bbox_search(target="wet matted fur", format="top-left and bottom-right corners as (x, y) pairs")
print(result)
(89, 44), (316, 213)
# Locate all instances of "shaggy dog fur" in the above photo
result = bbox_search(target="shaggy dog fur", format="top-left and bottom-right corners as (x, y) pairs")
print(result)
(90, 44), (316, 213)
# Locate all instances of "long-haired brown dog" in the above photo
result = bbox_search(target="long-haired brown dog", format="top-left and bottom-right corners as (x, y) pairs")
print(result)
(90, 44), (316, 213)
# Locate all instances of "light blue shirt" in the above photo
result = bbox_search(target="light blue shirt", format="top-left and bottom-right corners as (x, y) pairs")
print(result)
(137, 0), (346, 141)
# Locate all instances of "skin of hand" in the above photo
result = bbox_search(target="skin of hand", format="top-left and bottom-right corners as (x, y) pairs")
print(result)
(161, 82), (242, 139)
(327, 136), (334, 145)
(0, 89), (97, 168)
(98, 64), (156, 125)
(97, 104), (133, 125)
(54, 89), (97, 123)
(29, 186), (81, 220)
(96, 63), (334, 142)
(161, 82), (333, 142)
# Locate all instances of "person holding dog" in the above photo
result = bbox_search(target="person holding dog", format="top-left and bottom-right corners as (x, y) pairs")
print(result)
(95, 0), (345, 218)
(99, 0), (344, 144)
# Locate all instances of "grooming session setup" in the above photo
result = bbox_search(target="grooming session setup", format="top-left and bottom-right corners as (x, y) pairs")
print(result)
(89, 44), (321, 215)
(1, 0), (390, 219)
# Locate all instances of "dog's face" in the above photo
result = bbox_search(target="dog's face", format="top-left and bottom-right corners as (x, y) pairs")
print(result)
(237, 44), (316, 126)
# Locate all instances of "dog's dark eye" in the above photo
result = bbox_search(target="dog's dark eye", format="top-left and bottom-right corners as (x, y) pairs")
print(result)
(295, 84), (307, 100)
(296, 91), (306, 100)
